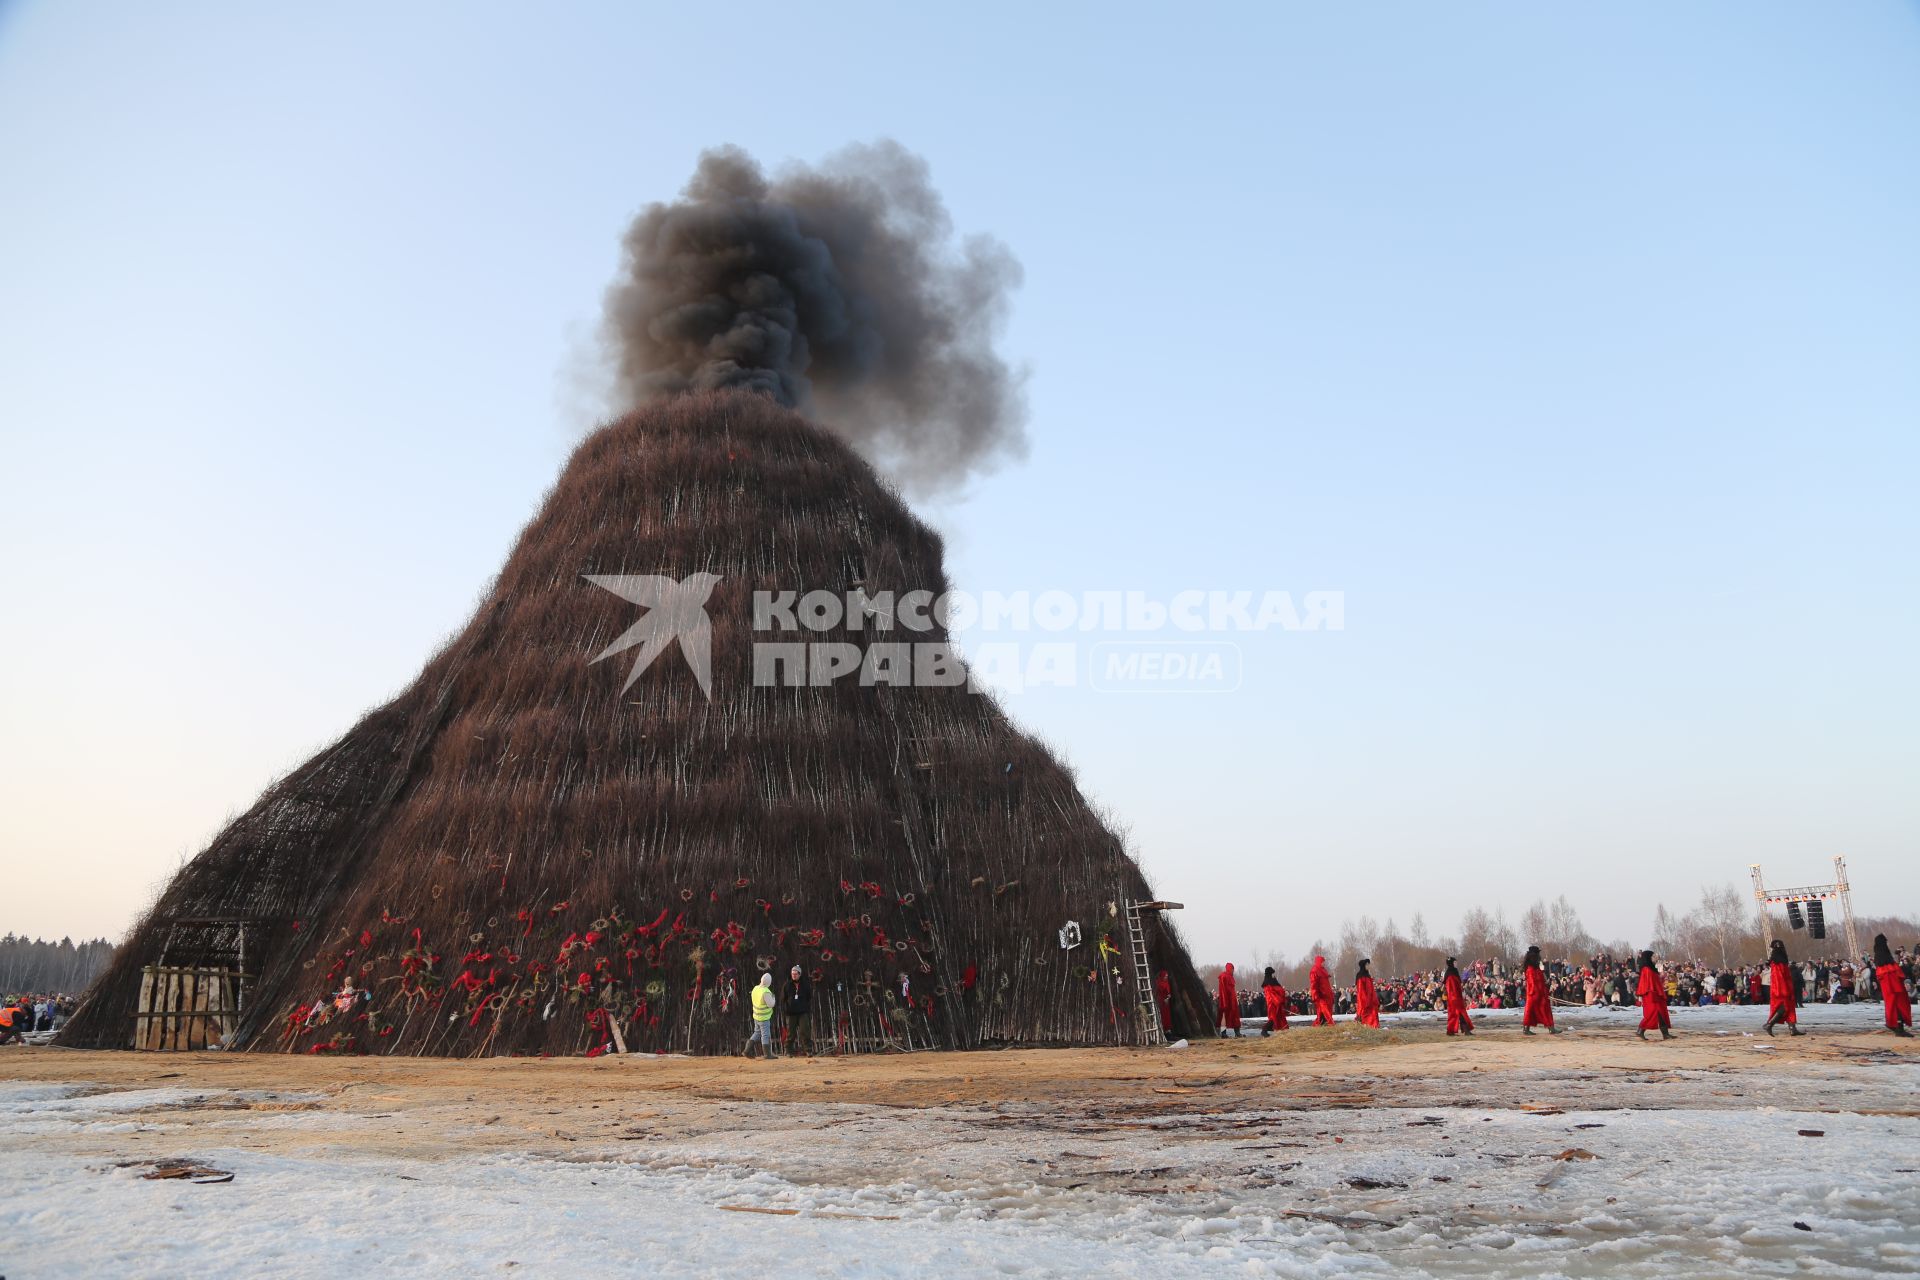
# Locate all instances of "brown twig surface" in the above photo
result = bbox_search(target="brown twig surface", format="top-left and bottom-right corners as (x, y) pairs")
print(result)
(60, 391), (1210, 1057)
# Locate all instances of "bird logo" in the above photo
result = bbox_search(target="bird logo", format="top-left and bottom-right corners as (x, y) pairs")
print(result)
(584, 573), (723, 698)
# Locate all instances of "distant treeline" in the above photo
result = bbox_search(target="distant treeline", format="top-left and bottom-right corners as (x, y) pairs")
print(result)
(1, 934), (116, 994)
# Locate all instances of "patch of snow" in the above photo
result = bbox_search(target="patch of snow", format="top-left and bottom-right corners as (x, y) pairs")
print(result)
(2, 1067), (1915, 1278)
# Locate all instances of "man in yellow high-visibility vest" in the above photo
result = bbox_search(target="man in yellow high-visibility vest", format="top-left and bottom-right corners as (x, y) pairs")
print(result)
(745, 972), (776, 1059)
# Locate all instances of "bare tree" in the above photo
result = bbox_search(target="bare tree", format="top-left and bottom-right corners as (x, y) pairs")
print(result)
(1650, 904), (1679, 954)
(1548, 895), (1592, 957)
(1490, 906), (1518, 963)
(1693, 882), (1757, 968)
(1409, 913), (1431, 949)
(1520, 900), (1552, 952)
(1335, 915), (1382, 974)
(1457, 908), (1516, 964)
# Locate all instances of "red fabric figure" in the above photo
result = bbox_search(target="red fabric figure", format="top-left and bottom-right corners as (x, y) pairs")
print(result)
(1216, 963), (1241, 1036)
(1353, 958), (1380, 1028)
(1308, 955), (1335, 1026)
(1765, 939), (1800, 1035)
(1635, 951), (1671, 1040)
(1873, 935), (1911, 1037)
(1154, 970), (1173, 1033)
(1521, 946), (1556, 1033)
(1261, 967), (1288, 1032)
(1443, 959), (1474, 1036)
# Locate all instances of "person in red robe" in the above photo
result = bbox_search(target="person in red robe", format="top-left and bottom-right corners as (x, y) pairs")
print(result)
(1635, 950), (1672, 1040)
(1872, 935), (1911, 1038)
(1521, 945), (1559, 1034)
(1353, 958), (1381, 1028)
(1443, 957), (1474, 1036)
(1308, 955), (1335, 1026)
(1217, 962), (1241, 1037)
(1764, 939), (1801, 1036)
(1154, 969), (1173, 1035)
(1260, 966), (1288, 1034)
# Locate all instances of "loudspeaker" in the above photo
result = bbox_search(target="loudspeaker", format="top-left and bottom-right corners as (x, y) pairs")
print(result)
(1786, 902), (1805, 930)
(1807, 901), (1825, 940)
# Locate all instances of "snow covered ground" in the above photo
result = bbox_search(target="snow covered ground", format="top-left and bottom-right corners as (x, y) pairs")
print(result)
(2, 1003), (1914, 1278)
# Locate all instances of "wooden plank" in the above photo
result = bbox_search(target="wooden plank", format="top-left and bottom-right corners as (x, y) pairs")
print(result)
(145, 967), (161, 1052)
(134, 968), (153, 1051)
(183, 973), (198, 1051)
(162, 970), (178, 1051)
(218, 969), (235, 1044)
(717, 1205), (799, 1216)
(147, 968), (161, 1051)
(189, 973), (206, 1050)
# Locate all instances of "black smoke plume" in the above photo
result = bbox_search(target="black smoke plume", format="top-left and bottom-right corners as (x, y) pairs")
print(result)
(602, 141), (1026, 491)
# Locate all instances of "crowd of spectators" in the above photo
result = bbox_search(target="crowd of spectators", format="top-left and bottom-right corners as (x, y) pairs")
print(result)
(1229, 944), (1918, 1022)
(0, 992), (76, 1043)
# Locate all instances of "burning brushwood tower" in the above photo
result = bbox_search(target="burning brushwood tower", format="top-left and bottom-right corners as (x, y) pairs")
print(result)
(62, 142), (1210, 1055)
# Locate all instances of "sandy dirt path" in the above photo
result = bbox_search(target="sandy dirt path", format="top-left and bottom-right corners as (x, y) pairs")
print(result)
(3, 1013), (1914, 1157)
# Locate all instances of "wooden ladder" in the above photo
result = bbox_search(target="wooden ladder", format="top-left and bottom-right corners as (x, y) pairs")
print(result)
(1123, 899), (1163, 1046)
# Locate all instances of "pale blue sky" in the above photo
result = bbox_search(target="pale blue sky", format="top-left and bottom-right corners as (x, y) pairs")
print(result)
(2, 2), (1915, 960)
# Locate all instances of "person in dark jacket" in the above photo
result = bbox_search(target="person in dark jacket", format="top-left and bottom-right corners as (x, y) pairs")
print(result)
(782, 964), (814, 1057)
